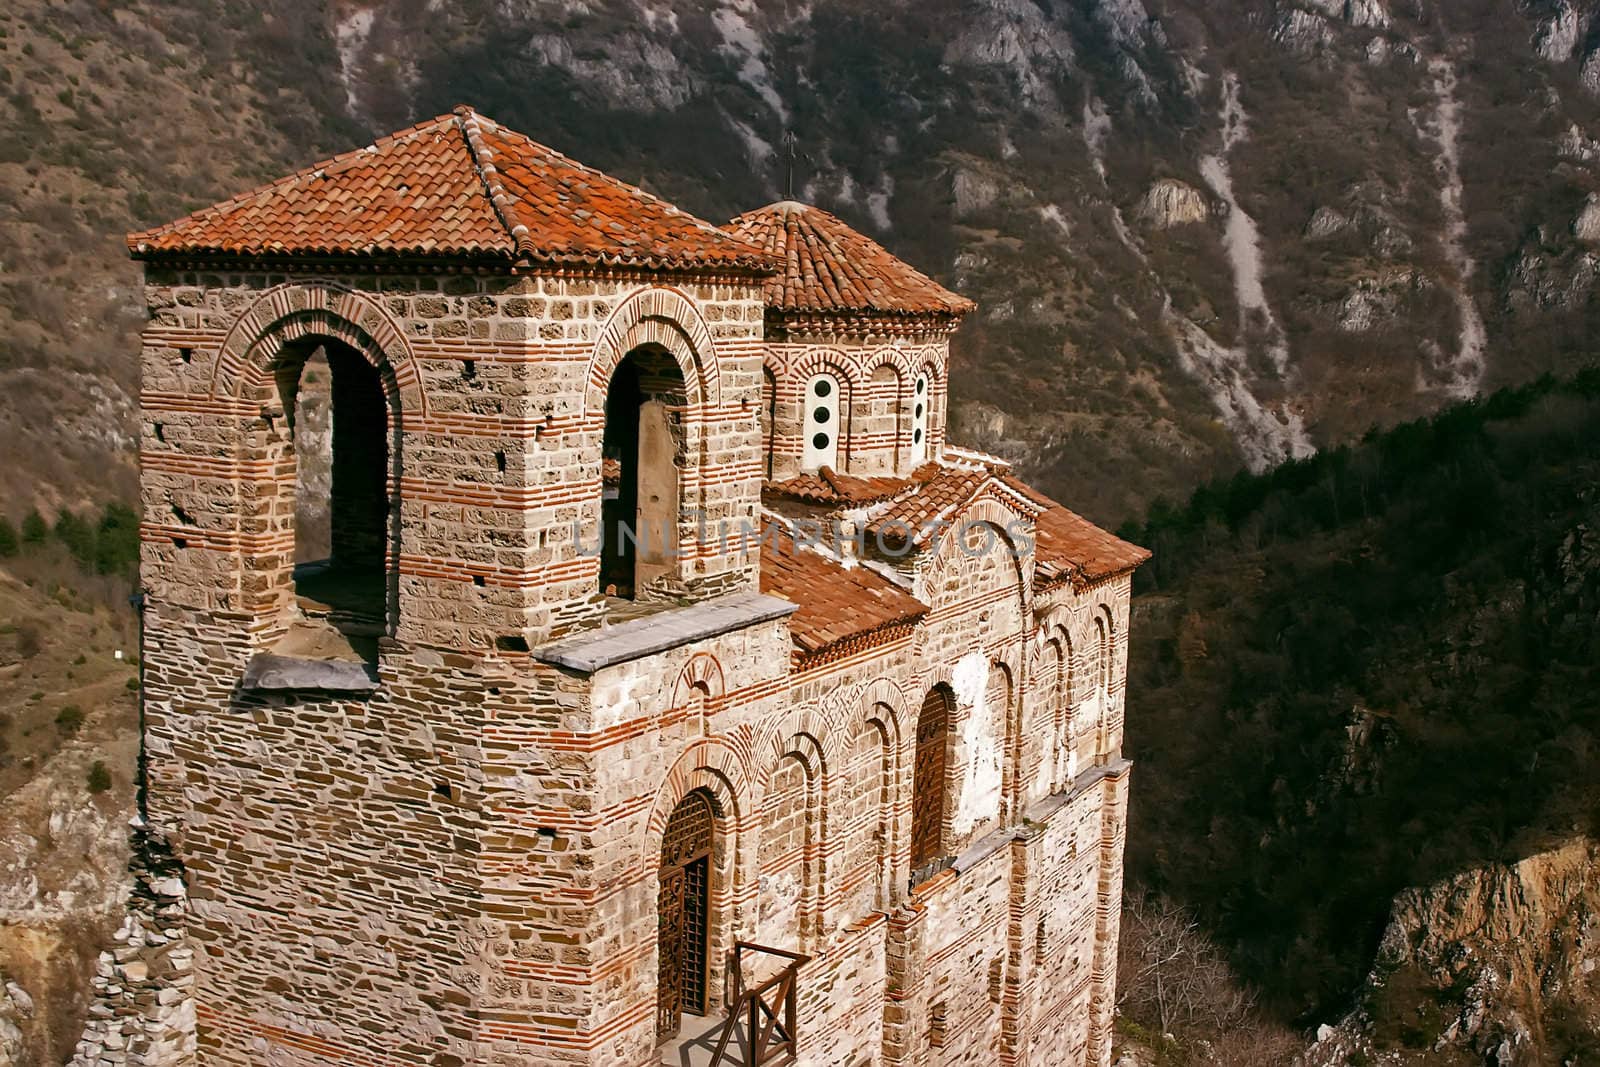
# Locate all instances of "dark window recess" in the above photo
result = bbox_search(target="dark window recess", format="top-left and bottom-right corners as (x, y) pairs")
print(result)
(461, 359), (476, 380)
(178, 347), (193, 364)
(473, 575), (486, 587)
(495, 450), (507, 473)
(495, 635), (530, 653)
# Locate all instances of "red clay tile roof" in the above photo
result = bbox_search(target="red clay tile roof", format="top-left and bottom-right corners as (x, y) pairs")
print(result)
(129, 107), (773, 273)
(765, 467), (913, 507)
(726, 202), (976, 318)
(759, 519), (927, 656)
(1003, 477), (1151, 586)
(863, 466), (993, 547)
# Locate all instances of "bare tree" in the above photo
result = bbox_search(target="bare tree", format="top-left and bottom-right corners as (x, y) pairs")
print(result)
(1117, 891), (1259, 1038)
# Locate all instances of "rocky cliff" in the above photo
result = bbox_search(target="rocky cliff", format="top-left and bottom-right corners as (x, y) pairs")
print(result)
(1306, 837), (1600, 1066)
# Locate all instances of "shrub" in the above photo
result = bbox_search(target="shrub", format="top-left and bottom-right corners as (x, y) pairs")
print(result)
(55, 705), (85, 733)
(87, 760), (112, 793)
(0, 517), (17, 557)
(20, 509), (47, 546)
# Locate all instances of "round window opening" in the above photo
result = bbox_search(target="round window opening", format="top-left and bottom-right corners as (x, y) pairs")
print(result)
(813, 406), (831, 423)
(812, 432), (831, 450)
(916, 378), (926, 395)
(915, 403), (925, 418)
(913, 429), (924, 444)
(813, 380), (833, 398)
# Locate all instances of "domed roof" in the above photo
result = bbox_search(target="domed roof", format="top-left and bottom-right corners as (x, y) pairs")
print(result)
(726, 201), (975, 319)
(130, 107), (773, 273)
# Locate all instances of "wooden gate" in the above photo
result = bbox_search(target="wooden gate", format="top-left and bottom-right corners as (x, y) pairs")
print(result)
(658, 790), (715, 1042)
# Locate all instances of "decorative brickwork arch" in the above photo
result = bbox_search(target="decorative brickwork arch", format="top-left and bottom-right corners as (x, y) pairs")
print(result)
(756, 730), (829, 950)
(212, 282), (425, 416)
(916, 495), (1034, 616)
(586, 286), (718, 418)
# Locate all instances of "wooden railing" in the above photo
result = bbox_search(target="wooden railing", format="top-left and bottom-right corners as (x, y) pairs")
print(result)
(708, 941), (811, 1067)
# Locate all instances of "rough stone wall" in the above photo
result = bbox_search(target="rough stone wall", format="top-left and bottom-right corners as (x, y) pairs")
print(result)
(69, 829), (196, 1067)
(763, 333), (950, 479)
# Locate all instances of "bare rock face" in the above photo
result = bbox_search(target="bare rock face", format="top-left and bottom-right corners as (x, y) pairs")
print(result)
(1535, 2), (1589, 63)
(1574, 193), (1600, 243)
(1138, 179), (1210, 228)
(1304, 836), (1600, 1066)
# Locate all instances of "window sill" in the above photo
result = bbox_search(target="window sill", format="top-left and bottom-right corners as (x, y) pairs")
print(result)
(241, 653), (379, 693)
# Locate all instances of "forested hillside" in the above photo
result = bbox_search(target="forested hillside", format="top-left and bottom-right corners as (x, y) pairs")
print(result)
(1122, 373), (1600, 1060)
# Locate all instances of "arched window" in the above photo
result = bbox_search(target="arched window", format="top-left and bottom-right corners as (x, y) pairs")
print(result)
(910, 371), (930, 466)
(911, 685), (954, 878)
(802, 373), (841, 471)
(275, 338), (394, 643)
(601, 346), (686, 599)
(1094, 613), (1112, 697)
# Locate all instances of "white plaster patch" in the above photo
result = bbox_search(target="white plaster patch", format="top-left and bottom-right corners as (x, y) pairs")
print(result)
(949, 651), (1003, 837)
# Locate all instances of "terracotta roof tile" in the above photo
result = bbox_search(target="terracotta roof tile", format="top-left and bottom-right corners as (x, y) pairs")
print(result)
(1003, 477), (1151, 587)
(759, 519), (927, 656)
(726, 202), (975, 318)
(765, 467), (912, 506)
(130, 108), (774, 272)
(864, 466), (991, 546)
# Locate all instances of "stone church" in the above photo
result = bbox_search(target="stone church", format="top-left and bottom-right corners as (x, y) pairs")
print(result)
(75, 107), (1148, 1067)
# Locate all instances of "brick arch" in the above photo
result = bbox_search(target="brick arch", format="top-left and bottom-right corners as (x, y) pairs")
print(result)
(586, 286), (718, 418)
(644, 739), (751, 854)
(859, 344), (916, 382)
(853, 677), (909, 746)
(786, 346), (859, 388)
(212, 282), (425, 416)
(755, 712), (832, 795)
(917, 497), (1034, 614)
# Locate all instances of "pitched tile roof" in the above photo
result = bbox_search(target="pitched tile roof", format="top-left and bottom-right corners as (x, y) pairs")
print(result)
(129, 108), (774, 273)
(1002, 477), (1152, 587)
(862, 465), (994, 547)
(726, 201), (976, 318)
(759, 519), (927, 657)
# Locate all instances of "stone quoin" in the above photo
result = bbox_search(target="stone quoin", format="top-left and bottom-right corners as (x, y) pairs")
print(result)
(72, 107), (1149, 1067)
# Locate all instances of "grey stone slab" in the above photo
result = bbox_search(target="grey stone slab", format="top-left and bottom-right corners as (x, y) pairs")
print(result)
(536, 592), (798, 673)
(241, 653), (379, 692)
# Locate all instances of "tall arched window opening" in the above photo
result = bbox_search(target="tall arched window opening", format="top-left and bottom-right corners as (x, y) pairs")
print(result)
(600, 346), (686, 599)
(278, 339), (394, 644)
(911, 684), (954, 881)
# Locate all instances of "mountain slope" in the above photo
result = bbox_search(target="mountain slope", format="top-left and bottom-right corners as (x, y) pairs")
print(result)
(1121, 372), (1600, 1056)
(9, 0), (1600, 524)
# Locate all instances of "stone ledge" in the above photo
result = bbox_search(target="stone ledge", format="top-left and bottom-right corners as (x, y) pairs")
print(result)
(241, 653), (379, 692)
(536, 592), (798, 673)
